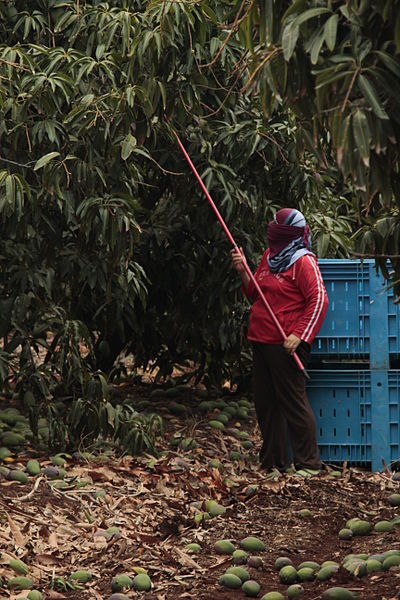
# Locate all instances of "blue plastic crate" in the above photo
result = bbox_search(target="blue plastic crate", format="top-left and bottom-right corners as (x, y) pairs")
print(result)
(312, 260), (371, 355)
(387, 285), (400, 355)
(388, 370), (400, 463)
(307, 370), (372, 464)
(312, 259), (400, 367)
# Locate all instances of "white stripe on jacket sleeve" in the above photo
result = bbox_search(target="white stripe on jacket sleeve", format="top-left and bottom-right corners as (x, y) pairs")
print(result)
(301, 255), (326, 342)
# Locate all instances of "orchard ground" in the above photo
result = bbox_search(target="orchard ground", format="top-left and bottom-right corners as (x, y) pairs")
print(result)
(1, 381), (400, 600)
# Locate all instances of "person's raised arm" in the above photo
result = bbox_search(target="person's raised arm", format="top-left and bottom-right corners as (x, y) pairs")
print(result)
(230, 247), (250, 290)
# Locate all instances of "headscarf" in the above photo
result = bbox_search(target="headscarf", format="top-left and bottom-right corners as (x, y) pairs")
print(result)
(267, 208), (314, 273)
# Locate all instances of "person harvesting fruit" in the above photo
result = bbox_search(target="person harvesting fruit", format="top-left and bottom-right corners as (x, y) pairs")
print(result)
(231, 208), (328, 478)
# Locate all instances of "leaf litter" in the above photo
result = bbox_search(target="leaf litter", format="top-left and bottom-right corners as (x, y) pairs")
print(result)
(1, 383), (400, 599)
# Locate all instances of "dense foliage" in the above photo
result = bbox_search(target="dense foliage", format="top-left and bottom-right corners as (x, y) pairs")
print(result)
(0, 0), (360, 450)
(242, 0), (400, 283)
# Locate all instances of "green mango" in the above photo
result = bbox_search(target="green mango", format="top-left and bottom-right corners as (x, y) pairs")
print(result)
(297, 567), (315, 581)
(132, 573), (151, 591)
(111, 574), (133, 592)
(366, 559), (382, 573)
(215, 539), (236, 555)
(7, 576), (33, 590)
(297, 560), (319, 571)
(232, 549), (248, 565)
(218, 573), (242, 589)
(1, 432), (25, 446)
(208, 420), (224, 430)
(184, 543), (201, 554)
(374, 520), (394, 532)
(383, 555), (400, 570)
(321, 587), (357, 599)
(69, 570), (92, 583)
(275, 556), (293, 570)
(8, 469), (29, 484)
(261, 593), (285, 600)
(388, 493), (400, 506)
(242, 579), (261, 597)
(349, 520), (370, 536)
(27, 591), (43, 600)
(225, 566), (250, 582)
(240, 536), (265, 552)
(279, 565), (298, 584)
(248, 556), (263, 568)
(317, 565), (339, 581)
(287, 584), (305, 598)
(339, 528), (353, 540)
(26, 460), (41, 476)
(9, 559), (29, 575)
(0, 446), (12, 460)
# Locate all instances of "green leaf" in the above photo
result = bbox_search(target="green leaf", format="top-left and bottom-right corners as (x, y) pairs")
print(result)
(324, 14), (338, 51)
(310, 29), (325, 64)
(34, 152), (60, 171)
(395, 10), (400, 53)
(375, 51), (400, 79)
(291, 7), (332, 28)
(282, 24), (299, 61)
(358, 74), (389, 120)
(121, 134), (137, 160)
(352, 109), (370, 166)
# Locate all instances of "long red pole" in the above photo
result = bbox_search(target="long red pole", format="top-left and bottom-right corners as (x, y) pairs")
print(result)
(169, 123), (309, 379)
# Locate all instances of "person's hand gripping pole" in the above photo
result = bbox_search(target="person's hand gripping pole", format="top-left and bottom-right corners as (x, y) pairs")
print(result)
(167, 117), (309, 380)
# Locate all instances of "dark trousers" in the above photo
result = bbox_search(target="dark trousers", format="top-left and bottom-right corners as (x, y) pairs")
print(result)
(252, 341), (321, 471)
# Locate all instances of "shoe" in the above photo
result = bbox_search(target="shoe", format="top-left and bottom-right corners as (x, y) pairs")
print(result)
(264, 468), (282, 481)
(294, 468), (320, 478)
(284, 464), (296, 475)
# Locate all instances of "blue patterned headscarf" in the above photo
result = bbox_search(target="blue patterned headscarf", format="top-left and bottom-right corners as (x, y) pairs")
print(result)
(267, 208), (314, 273)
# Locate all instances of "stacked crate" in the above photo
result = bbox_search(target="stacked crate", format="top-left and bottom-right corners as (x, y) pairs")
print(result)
(308, 259), (400, 471)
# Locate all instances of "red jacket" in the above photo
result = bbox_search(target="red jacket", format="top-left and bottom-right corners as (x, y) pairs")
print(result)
(244, 250), (328, 345)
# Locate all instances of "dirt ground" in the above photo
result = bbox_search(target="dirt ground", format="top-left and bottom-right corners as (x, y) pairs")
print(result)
(1, 382), (400, 600)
